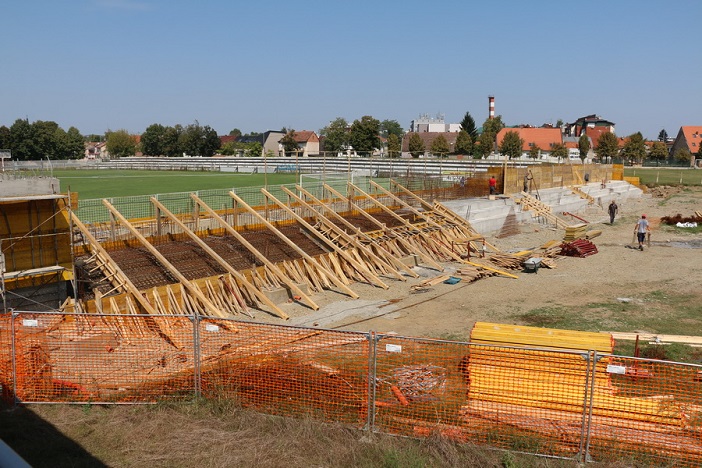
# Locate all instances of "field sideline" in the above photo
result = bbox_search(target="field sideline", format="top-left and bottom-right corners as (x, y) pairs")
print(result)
(51, 169), (299, 199)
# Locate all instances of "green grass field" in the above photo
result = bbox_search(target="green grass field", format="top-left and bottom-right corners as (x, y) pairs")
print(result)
(624, 167), (702, 186)
(51, 169), (299, 199)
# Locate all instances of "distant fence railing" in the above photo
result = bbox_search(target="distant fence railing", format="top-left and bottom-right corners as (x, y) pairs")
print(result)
(1, 311), (700, 466)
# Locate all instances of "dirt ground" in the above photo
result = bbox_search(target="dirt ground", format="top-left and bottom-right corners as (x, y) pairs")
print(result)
(254, 185), (702, 340)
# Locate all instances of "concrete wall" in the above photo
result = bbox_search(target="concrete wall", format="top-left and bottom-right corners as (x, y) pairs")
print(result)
(0, 176), (60, 196)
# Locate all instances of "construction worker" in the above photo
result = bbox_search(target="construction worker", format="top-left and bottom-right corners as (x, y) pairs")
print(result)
(634, 214), (650, 251)
(608, 200), (619, 224)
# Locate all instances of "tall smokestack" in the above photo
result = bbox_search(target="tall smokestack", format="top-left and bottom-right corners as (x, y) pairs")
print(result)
(488, 95), (495, 120)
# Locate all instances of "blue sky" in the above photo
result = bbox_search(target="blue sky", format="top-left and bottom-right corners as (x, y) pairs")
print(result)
(2, 0), (700, 140)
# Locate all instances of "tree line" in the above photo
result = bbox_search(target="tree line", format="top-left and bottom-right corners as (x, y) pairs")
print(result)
(1, 115), (696, 163)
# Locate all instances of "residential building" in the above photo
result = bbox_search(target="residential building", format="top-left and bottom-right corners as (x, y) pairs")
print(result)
(292, 131), (320, 157)
(670, 126), (702, 166)
(495, 127), (563, 158)
(563, 115), (616, 146)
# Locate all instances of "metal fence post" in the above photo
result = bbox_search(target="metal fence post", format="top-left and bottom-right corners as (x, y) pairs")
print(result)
(9, 311), (18, 407)
(192, 314), (201, 398)
(365, 331), (378, 432)
(583, 350), (599, 463)
(576, 350), (605, 463)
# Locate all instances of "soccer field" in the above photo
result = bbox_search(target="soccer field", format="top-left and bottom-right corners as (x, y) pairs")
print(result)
(624, 167), (702, 186)
(52, 170), (299, 199)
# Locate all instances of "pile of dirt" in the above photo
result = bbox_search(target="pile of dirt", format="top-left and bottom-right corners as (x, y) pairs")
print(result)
(647, 185), (683, 198)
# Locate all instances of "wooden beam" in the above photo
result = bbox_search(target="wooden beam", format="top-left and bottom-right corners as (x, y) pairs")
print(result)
(70, 211), (158, 316)
(322, 183), (444, 271)
(260, 188), (389, 290)
(151, 197), (292, 319)
(190, 194), (319, 311)
(228, 191), (359, 299)
(280, 186), (410, 281)
(101, 199), (226, 318)
(348, 182), (469, 265)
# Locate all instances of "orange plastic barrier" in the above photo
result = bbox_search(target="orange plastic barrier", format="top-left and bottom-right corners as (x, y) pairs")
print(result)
(1, 313), (701, 466)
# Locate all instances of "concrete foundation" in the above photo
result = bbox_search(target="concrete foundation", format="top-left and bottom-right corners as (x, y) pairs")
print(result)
(442, 181), (643, 236)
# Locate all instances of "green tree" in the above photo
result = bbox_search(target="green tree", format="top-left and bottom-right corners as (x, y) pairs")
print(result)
(386, 133), (401, 158)
(550, 143), (568, 161)
(620, 132), (647, 164)
(33, 120), (62, 159)
(556, 119), (564, 128)
(529, 144), (541, 160)
(455, 130), (473, 155)
(658, 129), (668, 142)
(106, 129), (137, 158)
(474, 132), (495, 159)
(578, 134), (591, 163)
(348, 115), (381, 156)
(499, 130), (524, 160)
(247, 142), (262, 157)
(229, 128), (242, 139)
(430, 134), (450, 157)
(178, 122), (220, 157)
(460, 112), (478, 140)
(482, 115), (505, 135)
(648, 141), (668, 164)
(319, 117), (348, 154)
(408, 133), (425, 158)
(379, 119), (403, 139)
(9, 119), (37, 160)
(280, 130), (298, 156)
(674, 148), (692, 166)
(595, 132), (619, 163)
(141, 123), (168, 156)
(63, 126), (85, 159)
(0, 126), (10, 150)
(162, 125), (183, 157)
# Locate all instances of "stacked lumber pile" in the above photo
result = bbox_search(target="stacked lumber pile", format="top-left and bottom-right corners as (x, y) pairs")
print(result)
(463, 322), (702, 461)
(563, 223), (589, 241)
(560, 239), (598, 257)
(454, 265), (493, 283)
(488, 252), (527, 270)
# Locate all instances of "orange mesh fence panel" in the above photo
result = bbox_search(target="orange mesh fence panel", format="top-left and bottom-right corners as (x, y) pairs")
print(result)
(584, 353), (702, 466)
(372, 336), (588, 460)
(0, 314), (13, 404)
(12, 312), (196, 403)
(199, 319), (370, 428)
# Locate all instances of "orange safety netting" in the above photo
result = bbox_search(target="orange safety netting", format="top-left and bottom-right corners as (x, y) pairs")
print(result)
(1, 312), (701, 466)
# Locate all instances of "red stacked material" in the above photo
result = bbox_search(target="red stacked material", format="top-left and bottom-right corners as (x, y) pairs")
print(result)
(560, 239), (598, 258)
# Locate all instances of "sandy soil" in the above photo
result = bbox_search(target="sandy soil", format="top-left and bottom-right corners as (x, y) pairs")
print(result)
(251, 186), (702, 340)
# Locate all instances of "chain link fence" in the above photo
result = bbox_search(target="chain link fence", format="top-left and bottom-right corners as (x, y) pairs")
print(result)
(1, 311), (701, 465)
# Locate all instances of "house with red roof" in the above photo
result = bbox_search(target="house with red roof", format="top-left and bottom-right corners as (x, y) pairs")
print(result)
(293, 130), (320, 157)
(670, 126), (702, 166)
(495, 127), (563, 158)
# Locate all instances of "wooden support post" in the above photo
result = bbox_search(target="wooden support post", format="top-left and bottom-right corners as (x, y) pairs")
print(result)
(70, 211), (158, 316)
(151, 197), (292, 319)
(228, 191), (359, 299)
(189, 194), (319, 311)
(323, 183), (444, 271)
(279, 186), (406, 282)
(260, 188), (389, 290)
(102, 199), (227, 318)
(294, 184), (418, 278)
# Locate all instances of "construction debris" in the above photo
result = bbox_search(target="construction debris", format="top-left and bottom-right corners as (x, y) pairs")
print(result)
(560, 239), (598, 257)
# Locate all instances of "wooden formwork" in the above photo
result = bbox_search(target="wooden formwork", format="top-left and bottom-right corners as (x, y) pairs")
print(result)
(68, 181), (507, 321)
